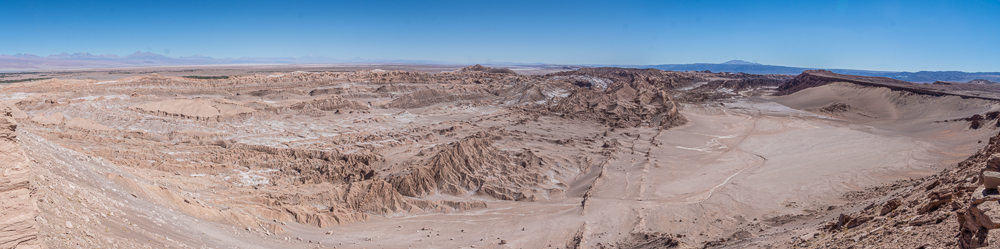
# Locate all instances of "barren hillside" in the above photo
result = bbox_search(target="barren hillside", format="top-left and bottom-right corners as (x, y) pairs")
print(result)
(3, 65), (1000, 248)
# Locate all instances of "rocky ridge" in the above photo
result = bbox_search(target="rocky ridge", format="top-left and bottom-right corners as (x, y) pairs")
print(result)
(0, 106), (42, 248)
(389, 130), (549, 201)
(777, 70), (1000, 101)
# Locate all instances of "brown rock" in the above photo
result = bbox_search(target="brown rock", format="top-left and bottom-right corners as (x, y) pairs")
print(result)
(826, 214), (871, 231)
(983, 171), (1000, 190)
(880, 199), (902, 216)
(987, 155), (1000, 172)
(977, 200), (1000, 229)
(960, 207), (992, 248)
(918, 193), (952, 214)
(925, 180), (940, 191)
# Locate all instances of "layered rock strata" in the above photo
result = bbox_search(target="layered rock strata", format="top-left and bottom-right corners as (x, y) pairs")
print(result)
(0, 107), (42, 248)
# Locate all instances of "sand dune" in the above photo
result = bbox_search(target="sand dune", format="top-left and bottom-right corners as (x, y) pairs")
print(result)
(774, 82), (1000, 127)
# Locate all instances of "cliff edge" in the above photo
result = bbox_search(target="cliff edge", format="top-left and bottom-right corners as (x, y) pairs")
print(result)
(0, 106), (42, 248)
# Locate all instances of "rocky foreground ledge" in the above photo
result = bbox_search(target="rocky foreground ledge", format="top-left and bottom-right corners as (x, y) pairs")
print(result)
(0, 106), (42, 248)
(798, 129), (1000, 248)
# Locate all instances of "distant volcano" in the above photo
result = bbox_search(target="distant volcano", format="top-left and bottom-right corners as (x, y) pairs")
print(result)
(720, 60), (760, 65)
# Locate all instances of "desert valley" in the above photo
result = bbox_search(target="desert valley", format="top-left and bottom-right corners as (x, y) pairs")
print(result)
(2, 64), (1000, 248)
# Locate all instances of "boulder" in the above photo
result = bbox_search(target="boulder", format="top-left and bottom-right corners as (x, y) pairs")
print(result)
(880, 199), (902, 216)
(987, 155), (1000, 172)
(978, 201), (1000, 229)
(984, 171), (1000, 190)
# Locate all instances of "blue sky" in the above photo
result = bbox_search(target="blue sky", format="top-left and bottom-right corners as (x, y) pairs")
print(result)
(1, 0), (998, 72)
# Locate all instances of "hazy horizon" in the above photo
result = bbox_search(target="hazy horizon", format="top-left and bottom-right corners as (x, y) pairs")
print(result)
(2, 0), (998, 72)
(4, 51), (1000, 75)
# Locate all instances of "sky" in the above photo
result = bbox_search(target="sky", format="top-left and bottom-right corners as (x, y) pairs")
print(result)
(1, 0), (998, 72)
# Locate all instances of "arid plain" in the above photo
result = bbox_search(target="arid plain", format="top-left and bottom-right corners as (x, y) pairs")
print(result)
(3, 64), (1000, 248)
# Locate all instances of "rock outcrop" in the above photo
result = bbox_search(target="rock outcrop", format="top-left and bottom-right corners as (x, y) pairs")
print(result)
(984, 171), (1000, 190)
(548, 67), (695, 90)
(552, 80), (685, 129)
(389, 131), (547, 201)
(129, 99), (256, 121)
(543, 68), (696, 129)
(456, 64), (517, 75)
(970, 79), (999, 85)
(384, 87), (495, 109)
(675, 73), (793, 103)
(0, 107), (42, 248)
(289, 94), (369, 112)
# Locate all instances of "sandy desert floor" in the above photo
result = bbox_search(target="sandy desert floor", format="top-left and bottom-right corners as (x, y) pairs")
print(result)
(2, 66), (998, 248)
(302, 98), (994, 248)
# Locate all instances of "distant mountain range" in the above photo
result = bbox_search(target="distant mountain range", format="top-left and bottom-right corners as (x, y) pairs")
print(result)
(2, 53), (997, 83)
(635, 60), (1000, 83)
(0, 52), (450, 72)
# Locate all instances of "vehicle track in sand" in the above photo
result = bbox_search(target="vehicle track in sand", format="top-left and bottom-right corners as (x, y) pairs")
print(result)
(589, 100), (771, 205)
(676, 101), (768, 204)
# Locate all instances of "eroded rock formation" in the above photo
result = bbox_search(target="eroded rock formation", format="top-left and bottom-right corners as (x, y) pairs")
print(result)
(553, 83), (685, 129)
(389, 131), (547, 201)
(0, 107), (42, 248)
(0, 65), (828, 248)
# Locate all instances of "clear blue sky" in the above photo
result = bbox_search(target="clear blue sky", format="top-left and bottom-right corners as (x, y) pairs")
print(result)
(1, 0), (998, 72)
